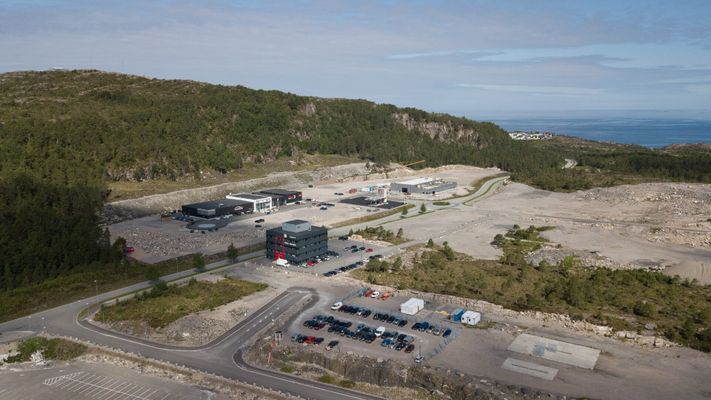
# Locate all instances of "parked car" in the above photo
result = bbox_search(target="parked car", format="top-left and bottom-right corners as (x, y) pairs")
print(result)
(375, 327), (386, 337)
(404, 344), (415, 353)
(370, 291), (380, 299)
(254, 224), (262, 228)
(395, 342), (407, 351)
(443, 328), (452, 338)
(326, 340), (339, 351)
(331, 302), (343, 310)
(366, 248), (373, 253)
(433, 327), (442, 336)
(415, 355), (424, 363)
(125, 246), (135, 253)
(254, 218), (265, 223)
(314, 337), (325, 345)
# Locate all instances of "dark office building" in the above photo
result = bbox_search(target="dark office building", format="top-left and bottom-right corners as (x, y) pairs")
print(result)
(181, 199), (252, 218)
(255, 189), (303, 206)
(266, 220), (328, 264)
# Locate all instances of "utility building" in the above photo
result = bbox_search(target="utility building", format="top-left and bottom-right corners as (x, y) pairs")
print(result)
(390, 177), (457, 195)
(266, 220), (328, 264)
(181, 199), (251, 218)
(226, 193), (272, 213)
(255, 189), (303, 206)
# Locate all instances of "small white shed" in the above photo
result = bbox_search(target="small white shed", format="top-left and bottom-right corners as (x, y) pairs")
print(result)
(400, 298), (424, 315)
(461, 310), (481, 326)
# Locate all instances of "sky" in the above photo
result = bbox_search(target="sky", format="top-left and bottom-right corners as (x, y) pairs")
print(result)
(1, 0), (711, 119)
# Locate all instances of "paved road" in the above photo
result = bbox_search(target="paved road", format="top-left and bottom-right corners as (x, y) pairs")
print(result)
(0, 282), (382, 400)
(0, 175), (510, 400)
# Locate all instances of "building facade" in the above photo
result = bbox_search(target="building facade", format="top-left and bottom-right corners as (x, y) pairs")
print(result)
(226, 193), (273, 213)
(266, 220), (328, 264)
(255, 189), (303, 206)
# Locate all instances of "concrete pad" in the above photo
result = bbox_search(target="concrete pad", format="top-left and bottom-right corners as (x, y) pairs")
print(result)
(508, 333), (600, 370)
(502, 358), (558, 381)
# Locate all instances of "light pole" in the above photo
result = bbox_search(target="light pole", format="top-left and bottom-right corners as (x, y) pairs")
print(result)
(94, 279), (98, 298)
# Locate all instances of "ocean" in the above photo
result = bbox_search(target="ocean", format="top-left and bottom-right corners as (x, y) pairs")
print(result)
(491, 118), (711, 148)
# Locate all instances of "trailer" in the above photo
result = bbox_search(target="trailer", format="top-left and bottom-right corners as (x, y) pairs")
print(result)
(400, 298), (425, 315)
(461, 310), (481, 326)
(451, 308), (464, 322)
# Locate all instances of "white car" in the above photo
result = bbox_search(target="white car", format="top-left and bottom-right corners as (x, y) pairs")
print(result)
(330, 302), (343, 311)
(370, 291), (380, 299)
(414, 355), (424, 363)
(375, 326), (385, 337)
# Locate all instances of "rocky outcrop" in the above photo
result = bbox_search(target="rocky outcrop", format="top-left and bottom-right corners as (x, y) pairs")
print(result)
(392, 112), (482, 145)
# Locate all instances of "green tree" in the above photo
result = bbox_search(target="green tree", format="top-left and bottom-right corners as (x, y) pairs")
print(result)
(226, 243), (238, 262)
(144, 266), (160, 284)
(419, 203), (427, 213)
(392, 257), (402, 272)
(193, 253), (206, 272)
(396, 228), (404, 239)
(426, 238), (434, 248)
(401, 207), (408, 216)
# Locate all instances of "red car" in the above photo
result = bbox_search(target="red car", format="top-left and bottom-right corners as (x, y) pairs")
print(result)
(404, 344), (415, 353)
(364, 289), (374, 297)
(125, 246), (135, 253)
(305, 336), (316, 344)
(307, 261), (315, 267)
(365, 248), (374, 253)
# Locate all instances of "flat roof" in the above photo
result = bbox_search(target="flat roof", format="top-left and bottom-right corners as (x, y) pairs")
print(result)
(257, 188), (301, 196)
(395, 177), (434, 186)
(227, 193), (270, 200)
(267, 224), (327, 238)
(285, 219), (310, 225)
(183, 198), (248, 209)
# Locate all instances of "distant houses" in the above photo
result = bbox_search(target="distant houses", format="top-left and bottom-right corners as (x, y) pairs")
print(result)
(508, 131), (553, 141)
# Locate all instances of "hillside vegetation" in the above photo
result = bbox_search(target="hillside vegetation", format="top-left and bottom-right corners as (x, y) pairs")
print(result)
(0, 69), (709, 313)
(356, 228), (711, 352)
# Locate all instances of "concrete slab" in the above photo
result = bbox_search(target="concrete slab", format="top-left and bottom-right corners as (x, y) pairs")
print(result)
(508, 333), (600, 370)
(501, 358), (558, 381)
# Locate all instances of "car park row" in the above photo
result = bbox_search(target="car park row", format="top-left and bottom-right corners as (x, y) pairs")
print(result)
(331, 302), (453, 338)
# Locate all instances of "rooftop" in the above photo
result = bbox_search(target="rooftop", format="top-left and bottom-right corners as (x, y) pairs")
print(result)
(257, 188), (301, 195)
(183, 198), (248, 209)
(227, 193), (271, 200)
(396, 177), (434, 186)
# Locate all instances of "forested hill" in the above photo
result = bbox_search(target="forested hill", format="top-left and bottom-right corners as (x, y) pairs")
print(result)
(0, 69), (518, 186)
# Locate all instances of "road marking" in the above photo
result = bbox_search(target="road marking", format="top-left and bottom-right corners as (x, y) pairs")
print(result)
(43, 372), (169, 400)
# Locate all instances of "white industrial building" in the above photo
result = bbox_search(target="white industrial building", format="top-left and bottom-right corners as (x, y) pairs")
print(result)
(226, 193), (272, 213)
(461, 310), (481, 326)
(400, 298), (425, 315)
(390, 177), (457, 195)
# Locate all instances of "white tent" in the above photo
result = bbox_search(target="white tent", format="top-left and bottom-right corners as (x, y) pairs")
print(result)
(461, 310), (481, 326)
(400, 298), (424, 315)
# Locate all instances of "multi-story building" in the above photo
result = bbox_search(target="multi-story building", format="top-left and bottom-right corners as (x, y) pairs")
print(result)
(266, 220), (328, 264)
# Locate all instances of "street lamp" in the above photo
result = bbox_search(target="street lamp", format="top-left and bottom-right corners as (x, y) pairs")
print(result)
(94, 279), (98, 298)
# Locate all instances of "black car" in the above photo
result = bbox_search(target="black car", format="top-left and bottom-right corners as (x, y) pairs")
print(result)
(387, 315), (396, 323)
(361, 310), (372, 318)
(411, 322), (421, 330)
(418, 322), (430, 332)
(395, 342), (407, 351)
(443, 328), (452, 338)
(397, 319), (408, 327)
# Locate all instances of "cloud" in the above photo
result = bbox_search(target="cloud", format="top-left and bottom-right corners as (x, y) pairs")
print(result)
(454, 83), (605, 96)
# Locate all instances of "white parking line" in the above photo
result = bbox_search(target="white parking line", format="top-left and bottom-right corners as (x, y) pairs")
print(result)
(43, 372), (165, 400)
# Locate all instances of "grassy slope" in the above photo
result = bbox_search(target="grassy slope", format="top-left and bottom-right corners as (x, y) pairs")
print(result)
(94, 278), (267, 328)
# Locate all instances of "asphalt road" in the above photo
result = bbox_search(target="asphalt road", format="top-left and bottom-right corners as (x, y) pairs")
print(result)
(0, 175), (510, 400)
(0, 280), (382, 400)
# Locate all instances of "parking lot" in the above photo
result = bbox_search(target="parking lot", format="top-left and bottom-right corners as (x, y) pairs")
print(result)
(288, 290), (461, 363)
(0, 362), (209, 400)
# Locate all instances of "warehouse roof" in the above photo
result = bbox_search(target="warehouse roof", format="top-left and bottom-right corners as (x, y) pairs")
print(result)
(395, 177), (434, 186)
(226, 193), (271, 200)
(257, 188), (301, 196)
(183, 198), (248, 209)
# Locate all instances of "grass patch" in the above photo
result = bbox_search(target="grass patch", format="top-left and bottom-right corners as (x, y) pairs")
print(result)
(354, 226), (711, 353)
(468, 320), (496, 330)
(329, 204), (414, 229)
(3, 337), (86, 364)
(432, 201), (450, 206)
(94, 278), (267, 328)
(318, 374), (335, 384)
(0, 243), (262, 323)
(280, 365), (295, 373)
(350, 226), (408, 245)
(338, 380), (356, 388)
